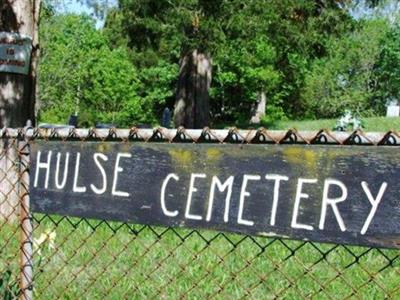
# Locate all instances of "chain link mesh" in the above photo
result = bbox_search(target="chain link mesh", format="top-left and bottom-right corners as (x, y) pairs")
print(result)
(0, 127), (399, 299)
(0, 137), (22, 299)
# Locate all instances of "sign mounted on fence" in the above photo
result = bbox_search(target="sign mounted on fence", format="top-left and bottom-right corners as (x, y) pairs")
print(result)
(0, 32), (32, 75)
(30, 142), (400, 249)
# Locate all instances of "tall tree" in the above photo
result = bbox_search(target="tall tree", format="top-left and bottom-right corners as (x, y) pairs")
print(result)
(117, 0), (219, 128)
(110, 0), (357, 126)
(0, 0), (41, 127)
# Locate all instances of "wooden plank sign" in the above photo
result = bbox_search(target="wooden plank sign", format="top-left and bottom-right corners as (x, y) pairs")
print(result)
(30, 141), (400, 249)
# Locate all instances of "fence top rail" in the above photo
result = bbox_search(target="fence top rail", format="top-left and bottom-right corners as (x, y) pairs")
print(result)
(1, 127), (400, 146)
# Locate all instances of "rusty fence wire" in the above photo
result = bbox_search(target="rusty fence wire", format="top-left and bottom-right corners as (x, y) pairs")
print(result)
(1, 127), (400, 299)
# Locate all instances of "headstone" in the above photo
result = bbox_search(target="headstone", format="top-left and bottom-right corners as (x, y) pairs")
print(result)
(26, 119), (33, 128)
(162, 107), (171, 128)
(387, 105), (400, 117)
(68, 115), (78, 127)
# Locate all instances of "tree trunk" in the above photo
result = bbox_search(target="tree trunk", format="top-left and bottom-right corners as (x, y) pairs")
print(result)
(0, 1), (40, 222)
(173, 49), (212, 129)
(0, 0), (41, 128)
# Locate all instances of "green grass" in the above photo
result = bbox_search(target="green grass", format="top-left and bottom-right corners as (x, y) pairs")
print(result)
(264, 116), (400, 131)
(0, 206), (399, 298)
(0, 221), (21, 299)
(0, 216), (395, 299)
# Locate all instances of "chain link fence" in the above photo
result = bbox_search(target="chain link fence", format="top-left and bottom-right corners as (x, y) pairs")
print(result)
(1, 127), (400, 299)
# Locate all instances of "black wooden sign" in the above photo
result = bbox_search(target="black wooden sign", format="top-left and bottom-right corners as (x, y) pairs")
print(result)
(30, 141), (400, 249)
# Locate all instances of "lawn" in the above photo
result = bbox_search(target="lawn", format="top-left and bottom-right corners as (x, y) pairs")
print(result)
(265, 116), (400, 131)
(1, 215), (398, 299)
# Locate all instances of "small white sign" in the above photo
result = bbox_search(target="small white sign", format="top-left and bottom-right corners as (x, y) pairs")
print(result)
(0, 32), (32, 75)
(387, 105), (400, 117)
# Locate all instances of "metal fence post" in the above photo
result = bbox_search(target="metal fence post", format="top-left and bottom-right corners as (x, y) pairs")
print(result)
(19, 134), (33, 300)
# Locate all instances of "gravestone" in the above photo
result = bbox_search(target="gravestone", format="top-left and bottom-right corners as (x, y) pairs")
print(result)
(68, 115), (78, 127)
(162, 107), (171, 128)
(387, 104), (400, 117)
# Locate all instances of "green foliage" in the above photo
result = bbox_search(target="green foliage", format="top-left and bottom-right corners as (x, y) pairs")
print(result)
(0, 270), (18, 300)
(137, 60), (179, 122)
(39, 13), (145, 127)
(373, 23), (400, 111)
(210, 1), (282, 123)
(38, 0), (400, 127)
(301, 19), (390, 118)
(103, 8), (128, 49)
(80, 47), (142, 126)
(83, 0), (396, 125)
(114, 0), (353, 123)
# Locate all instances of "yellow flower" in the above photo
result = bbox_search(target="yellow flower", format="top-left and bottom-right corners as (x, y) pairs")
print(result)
(33, 229), (56, 256)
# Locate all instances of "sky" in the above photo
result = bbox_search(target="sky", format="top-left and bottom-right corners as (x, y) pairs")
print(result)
(63, 0), (92, 14)
(61, 0), (104, 28)
(351, 0), (400, 22)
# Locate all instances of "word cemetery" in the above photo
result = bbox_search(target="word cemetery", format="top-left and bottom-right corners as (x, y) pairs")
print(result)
(31, 142), (400, 249)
